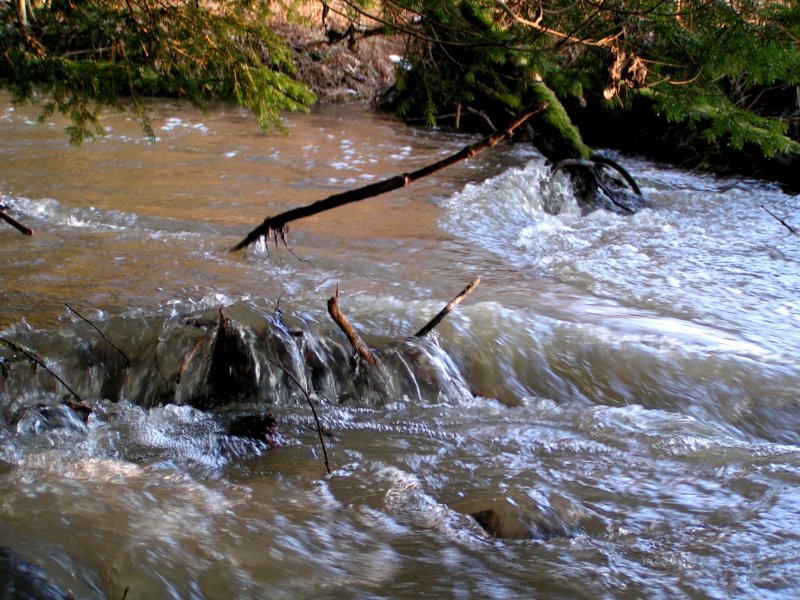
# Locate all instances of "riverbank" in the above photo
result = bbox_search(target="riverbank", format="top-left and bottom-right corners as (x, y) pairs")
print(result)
(269, 3), (401, 103)
(271, 6), (799, 193)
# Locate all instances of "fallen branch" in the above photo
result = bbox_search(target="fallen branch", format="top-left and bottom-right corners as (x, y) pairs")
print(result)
(230, 103), (547, 252)
(761, 204), (798, 235)
(64, 302), (130, 368)
(266, 357), (331, 475)
(0, 337), (83, 403)
(327, 287), (377, 366)
(414, 277), (481, 338)
(0, 207), (33, 236)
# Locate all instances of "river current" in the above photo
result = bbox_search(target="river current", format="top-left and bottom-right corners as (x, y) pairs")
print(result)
(1, 99), (799, 598)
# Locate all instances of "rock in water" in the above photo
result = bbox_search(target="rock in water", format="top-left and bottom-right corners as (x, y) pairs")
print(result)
(0, 546), (72, 600)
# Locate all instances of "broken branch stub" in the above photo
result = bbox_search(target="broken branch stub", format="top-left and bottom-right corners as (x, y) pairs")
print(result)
(229, 103), (547, 252)
(327, 295), (377, 366)
(414, 277), (481, 338)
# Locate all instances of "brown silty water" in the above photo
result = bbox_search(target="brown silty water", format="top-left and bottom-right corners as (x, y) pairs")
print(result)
(1, 98), (800, 598)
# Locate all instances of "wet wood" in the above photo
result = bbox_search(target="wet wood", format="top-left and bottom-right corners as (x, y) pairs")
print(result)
(230, 103), (547, 252)
(0, 207), (33, 236)
(327, 293), (377, 366)
(414, 277), (480, 338)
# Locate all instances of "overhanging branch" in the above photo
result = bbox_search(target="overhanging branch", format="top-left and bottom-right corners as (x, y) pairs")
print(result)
(230, 103), (546, 252)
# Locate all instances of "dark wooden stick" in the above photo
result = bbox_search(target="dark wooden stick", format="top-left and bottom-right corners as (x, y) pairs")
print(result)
(414, 277), (481, 338)
(327, 291), (377, 366)
(0, 337), (83, 403)
(761, 204), (798, 235)
(64, 302), (130, 367)
(229, 103), (547, 252)
(0, 207), (33, 236)
(266, 357), (331, 475)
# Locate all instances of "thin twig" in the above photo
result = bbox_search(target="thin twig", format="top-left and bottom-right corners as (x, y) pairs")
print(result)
(761, 204), (798, 235)
(0, 207), (33, 236)
(154, 353), (174, 403)
(0, 337), (83, 403)
(414, 277), (481, 338)
(64, 302), (130, 367)
(266, 357), (331, 475)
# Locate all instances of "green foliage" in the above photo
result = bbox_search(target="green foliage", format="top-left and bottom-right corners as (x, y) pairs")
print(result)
(378, 0), (800, 159)
(0, 1), (316, 143)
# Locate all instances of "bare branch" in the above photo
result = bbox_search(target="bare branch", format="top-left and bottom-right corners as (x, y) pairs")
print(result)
(230, 103), (546, 252)
(266, 357), (331, 475)
(64, 303), (130, 367)
(414, 277), (481, 338)
(761, 204), (798, 235)
(0, 337), (83, 403)
(0, 207), (33, 236)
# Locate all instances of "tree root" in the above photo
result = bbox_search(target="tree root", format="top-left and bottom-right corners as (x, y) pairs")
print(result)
(551, 154), (645, 214)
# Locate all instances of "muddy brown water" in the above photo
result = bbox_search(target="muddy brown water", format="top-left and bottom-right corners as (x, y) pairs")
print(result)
(1, 98), (800, 598)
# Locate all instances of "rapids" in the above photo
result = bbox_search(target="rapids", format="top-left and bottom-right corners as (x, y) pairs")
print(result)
(1, 99), (799, 598)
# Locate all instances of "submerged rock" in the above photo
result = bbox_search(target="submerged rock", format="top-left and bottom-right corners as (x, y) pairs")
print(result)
(0, 546), (72, 600)
(469, 495), (580, 541)
(225, 412), (283, 447)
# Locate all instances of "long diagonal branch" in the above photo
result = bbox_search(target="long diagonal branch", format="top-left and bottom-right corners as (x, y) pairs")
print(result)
(229, 103), (546, 252)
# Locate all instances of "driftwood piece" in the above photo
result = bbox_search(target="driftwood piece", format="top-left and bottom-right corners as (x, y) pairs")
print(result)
(230, 103), (547, 252)
(0, 207), (33, 236)
(414, 277), (481, 338)
(327, 291), (377, 366)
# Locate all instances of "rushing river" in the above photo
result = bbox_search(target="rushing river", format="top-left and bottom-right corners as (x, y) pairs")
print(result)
(1, 98), (799, 599)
